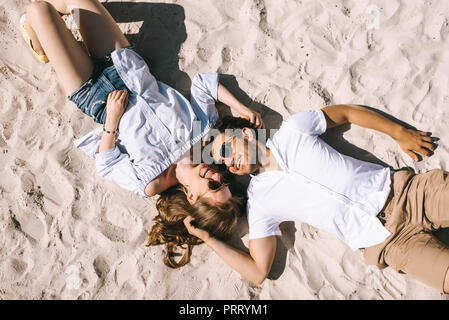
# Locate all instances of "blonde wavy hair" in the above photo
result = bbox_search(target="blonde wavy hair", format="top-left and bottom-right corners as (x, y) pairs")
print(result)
(146, 185), (244, 268)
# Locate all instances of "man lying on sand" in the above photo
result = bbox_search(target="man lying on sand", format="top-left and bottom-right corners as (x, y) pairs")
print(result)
(181, 105), (449, 294)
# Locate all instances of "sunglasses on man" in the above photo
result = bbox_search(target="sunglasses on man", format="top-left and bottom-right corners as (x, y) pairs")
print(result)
(219, 137), (234, 159)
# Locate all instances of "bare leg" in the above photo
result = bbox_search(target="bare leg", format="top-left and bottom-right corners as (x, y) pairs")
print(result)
(25, 0), (130, 94)
(26, 1), (93, 95)
(28, 0), (130, 59)
(42, 0), (71, 13)
(22, 0), (71, 56)
(61, 0), (130, 59)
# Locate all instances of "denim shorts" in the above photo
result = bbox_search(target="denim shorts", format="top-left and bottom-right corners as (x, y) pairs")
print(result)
(68, 52), (129, 124)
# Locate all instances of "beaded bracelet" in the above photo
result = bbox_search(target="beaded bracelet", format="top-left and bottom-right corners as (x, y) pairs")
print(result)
(103, 126), (119, 135)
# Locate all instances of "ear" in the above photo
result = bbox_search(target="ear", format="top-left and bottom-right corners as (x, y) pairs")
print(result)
(186, 190), (198, 205)
(241, 127), (255, 141)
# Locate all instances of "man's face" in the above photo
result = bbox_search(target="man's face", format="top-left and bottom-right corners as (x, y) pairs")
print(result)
(211, 130), (259, 175)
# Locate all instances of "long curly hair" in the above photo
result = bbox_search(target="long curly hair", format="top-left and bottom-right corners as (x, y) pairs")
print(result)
(146, 184), (244, 268)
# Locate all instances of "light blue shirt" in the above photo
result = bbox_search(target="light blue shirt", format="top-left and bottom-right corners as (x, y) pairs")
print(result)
(74, 48), (219, 197)
(247, 110), (392, 250)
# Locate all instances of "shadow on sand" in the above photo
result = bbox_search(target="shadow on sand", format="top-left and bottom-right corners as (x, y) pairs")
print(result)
(104, 1), (191, 96)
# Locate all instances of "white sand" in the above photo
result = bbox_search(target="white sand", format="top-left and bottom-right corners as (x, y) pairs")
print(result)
(1, 0), (448, 299)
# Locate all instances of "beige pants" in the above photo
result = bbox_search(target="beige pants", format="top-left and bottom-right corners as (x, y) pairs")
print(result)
(364, 169), (449, 292)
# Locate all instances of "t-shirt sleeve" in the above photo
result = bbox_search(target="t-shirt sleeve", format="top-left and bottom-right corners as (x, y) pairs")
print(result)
(284, 109), (327, 136)
(247, 202), (281, 240)
(190, 72), (219, 123)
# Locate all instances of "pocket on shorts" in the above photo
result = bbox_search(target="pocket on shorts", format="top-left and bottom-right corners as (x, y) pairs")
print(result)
(102, 65), (128, 91)
(83, 82), (108, 124)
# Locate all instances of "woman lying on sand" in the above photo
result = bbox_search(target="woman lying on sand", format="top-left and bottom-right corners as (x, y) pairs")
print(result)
(21, 0), (265, 265)
(21, 0), (264, 198)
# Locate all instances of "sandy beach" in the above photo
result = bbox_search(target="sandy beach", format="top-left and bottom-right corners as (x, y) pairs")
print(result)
(0, 0), (449, 299)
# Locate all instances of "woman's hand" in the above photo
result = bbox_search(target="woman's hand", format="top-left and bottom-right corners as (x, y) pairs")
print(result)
(183, 216), (210, 242)
(238, 106), (265, 129)
(105, 90), (129, 129)
(396, 127), (436, 162)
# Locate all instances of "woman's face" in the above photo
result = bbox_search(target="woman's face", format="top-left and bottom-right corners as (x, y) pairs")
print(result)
(176, 163), (232, 205)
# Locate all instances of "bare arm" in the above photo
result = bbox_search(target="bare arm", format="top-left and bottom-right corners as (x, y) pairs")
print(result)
(217, 83), (265, 129)
(184, 216), (276, 284)
(321, 104), (436, 161)
(144, 164), (178, 197)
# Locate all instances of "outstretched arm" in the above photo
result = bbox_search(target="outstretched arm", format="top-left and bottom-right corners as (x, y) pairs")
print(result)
(190, 73), (265, 129)
(321, 104), (436, 161)
(184, 216), (276, 284)
(217, 83), (265, 129)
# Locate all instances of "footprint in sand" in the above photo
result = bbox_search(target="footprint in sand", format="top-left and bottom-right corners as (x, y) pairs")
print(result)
(0, 257), (30, 284)
(96, 206), (143, 243)
(115, 255), (138, 287)
(218, 47), (232, 74)
(12, 209), (46, 243)
(93, 255), (111, 280)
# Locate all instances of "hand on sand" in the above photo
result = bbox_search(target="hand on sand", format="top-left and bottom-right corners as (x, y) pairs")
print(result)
(396, 127), (436, 162)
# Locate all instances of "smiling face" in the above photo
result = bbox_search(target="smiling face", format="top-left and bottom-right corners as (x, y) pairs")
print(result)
(176, 163), (232, 205)
(211, 129), (260, 175)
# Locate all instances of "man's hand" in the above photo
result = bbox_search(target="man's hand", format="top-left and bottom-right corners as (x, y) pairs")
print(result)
(216, 83), (265, 129)
(396, 127), (436, 162)
(238, 106), (265, 129)
(105, 90), (129, 129)
(183, 216), (210, 241)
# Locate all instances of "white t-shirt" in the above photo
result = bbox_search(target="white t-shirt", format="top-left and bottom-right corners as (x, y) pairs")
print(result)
(246, 109), (392, 250)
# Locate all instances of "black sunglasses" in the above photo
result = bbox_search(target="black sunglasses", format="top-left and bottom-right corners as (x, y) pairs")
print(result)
(219, 139), (233, 159)
(208, 180), (225, 191)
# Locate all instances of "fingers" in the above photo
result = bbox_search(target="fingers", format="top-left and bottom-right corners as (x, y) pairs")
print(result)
(122, 90), (129, 105)
(417, 146), (431, 157)
(254, 115), (260, 128)
(418, 131), (432, 137)
(420, 141), (435, 152)
(249, 113), (264, 129)
(117, 90), (128, 103)
(256, 114), (265, 129)
(406, 150), (419, 162)
(183, 216), (195, 231)
(254, 113), (263, 129)
(403, 129), (438, 161)
(183, 216), (193, 225)
(108, 89), (128, 101)
(421, 135), (433, 143)
(183, 216), (201, 238)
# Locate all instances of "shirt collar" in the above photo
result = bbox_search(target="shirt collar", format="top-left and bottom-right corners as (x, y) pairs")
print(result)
(249, 139), (286, 179)
(265, 138), (287, 172)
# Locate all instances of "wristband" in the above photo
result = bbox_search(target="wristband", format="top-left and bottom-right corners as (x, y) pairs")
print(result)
(103, 126), (119, 135)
